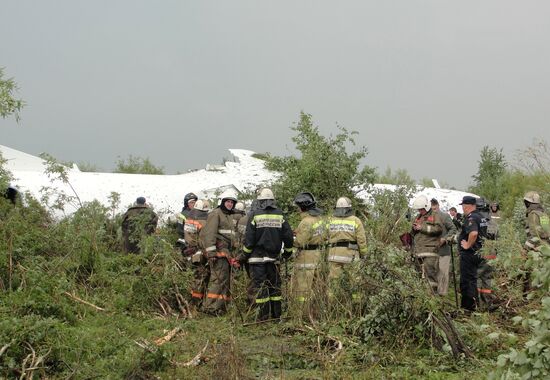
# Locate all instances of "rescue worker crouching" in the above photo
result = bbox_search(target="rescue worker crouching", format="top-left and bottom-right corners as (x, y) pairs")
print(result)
(185, 199), (211, 306)
(410, 195), (444, 292)
(200, 190), (239, 315)
(290, 192), (326, 314)
(327, 197), (367, 300)
(241, 188), (293, 321)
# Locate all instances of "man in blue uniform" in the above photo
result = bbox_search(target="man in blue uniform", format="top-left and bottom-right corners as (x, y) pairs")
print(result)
(458, 196), (484, 311)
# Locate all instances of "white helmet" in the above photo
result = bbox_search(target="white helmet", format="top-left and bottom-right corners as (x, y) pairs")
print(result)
(219, 189), (238, 203)
(257, 188), (274, 200)
(336, 197), (352, 208)
(524, 191), (540, 204)
(194, 199), (211, 212)
(234, 201), (245, 211)
(412, 195), (430, 212)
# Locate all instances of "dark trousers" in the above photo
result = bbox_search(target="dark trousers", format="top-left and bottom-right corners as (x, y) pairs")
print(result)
(250, 262), (282, 320)
(459, 250), (482, 311)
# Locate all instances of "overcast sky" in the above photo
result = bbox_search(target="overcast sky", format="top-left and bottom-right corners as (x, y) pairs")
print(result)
(2, 1), (549, 189)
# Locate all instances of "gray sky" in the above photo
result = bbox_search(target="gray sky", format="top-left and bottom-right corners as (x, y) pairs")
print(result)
(2, 1), (549, 189)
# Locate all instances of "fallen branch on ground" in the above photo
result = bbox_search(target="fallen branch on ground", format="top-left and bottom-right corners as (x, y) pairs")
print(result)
(154, 327), (182, 346)
(63, 291), (105, 311)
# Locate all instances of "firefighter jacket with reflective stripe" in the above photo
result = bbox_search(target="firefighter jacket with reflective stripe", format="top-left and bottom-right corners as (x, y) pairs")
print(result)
(327, 215), (367, 262)
(200, 207), (236, 258)
(243, 205), (293, 262)
(525, 204), (550, 250)
(412, 210), (444, 255)
(295, 212), (326, 249)
(184, 209), (208, 249)
(175, 208), (193, 238)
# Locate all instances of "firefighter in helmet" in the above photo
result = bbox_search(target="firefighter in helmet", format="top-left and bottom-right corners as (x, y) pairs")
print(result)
(410, 195), (444, 292)
(176, 192), (198, 238)
(200, 189), (239, 315)
(290, 192), (326, 314)
(327, 197), (367, 279)
(241, 188), (293, 321)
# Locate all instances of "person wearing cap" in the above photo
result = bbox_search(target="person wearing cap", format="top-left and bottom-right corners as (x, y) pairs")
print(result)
(410, 195), (444, 293)
(121, 197), (158, 254)
(291, 192), (326, 317)
(449, 207), (463, 230)
(327, 197), (367, 301)
(241, 188), (293, 321)
(184, 199), (211, 306)
(457, 195), (484, 311)
(200, 189), (239, 315)
(430, 198), (457, 296)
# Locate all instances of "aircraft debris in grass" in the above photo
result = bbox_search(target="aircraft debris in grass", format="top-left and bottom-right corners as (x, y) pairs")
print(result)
(1, 144), (477, 219)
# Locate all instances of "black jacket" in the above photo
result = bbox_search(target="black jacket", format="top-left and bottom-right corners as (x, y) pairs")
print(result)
(243, 202), (293, 261)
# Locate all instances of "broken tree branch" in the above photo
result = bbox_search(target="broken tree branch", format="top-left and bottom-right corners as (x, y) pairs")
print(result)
(63, 292), (105, 311)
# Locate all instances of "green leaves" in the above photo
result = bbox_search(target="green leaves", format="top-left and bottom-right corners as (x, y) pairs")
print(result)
(264, 111), (375, 213)
(0, 67), (25, 122)
(114, 155), (164, 175)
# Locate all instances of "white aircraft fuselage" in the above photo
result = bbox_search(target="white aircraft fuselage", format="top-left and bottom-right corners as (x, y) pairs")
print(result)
(1, 144), (477, 219)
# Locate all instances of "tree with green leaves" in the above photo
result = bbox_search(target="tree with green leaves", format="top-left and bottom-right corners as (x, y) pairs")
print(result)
(0, 68), (24, 122)
(264, 112), (375, 213)
(470, 146), (508, 202)
(114, 155), (164, 175)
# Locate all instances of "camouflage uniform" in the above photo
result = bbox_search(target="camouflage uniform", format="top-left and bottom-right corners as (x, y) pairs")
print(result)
(525, 203), (550, 252)
(434, 210), (457, 296)
(121, 204), (158, 254)
(477, 207), (500, 305)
